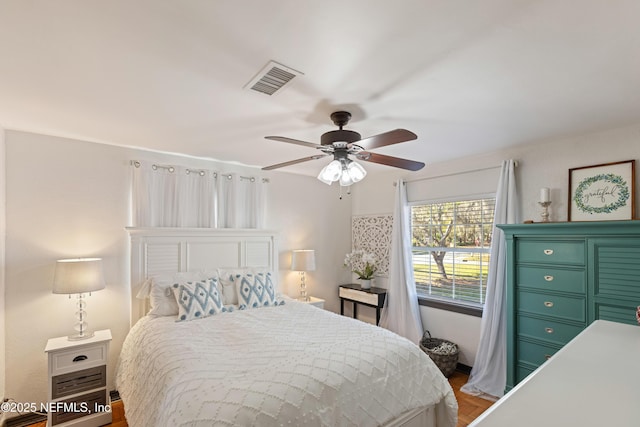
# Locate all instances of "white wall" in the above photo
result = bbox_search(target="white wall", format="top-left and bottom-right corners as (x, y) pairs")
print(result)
(0, 127), (5, 402)
(351, 122), (640, 366)
(265, 172), (353, 313)
(3, 130), (352, 405)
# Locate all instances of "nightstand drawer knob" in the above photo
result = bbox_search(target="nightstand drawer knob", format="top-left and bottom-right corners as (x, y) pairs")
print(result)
(543, 249), (554, 255)
(72, 355), (88, 362)
(544, 301), (554, 308)
(544, 275), (554, 281)
(545, 327), (554, 334)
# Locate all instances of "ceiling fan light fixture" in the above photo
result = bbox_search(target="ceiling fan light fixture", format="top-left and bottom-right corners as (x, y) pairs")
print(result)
(339, 170), (354, 187)
(317, 157), (367, 187)
(347, 161), (367, 182)
(317, 160), (342, 185)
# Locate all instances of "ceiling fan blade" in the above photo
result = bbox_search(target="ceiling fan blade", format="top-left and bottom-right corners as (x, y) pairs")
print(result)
(265, 136), (319, 149)
(357, 152), (425, 171)
(354, 129), (417, 150)
(262, 154), (328, 171)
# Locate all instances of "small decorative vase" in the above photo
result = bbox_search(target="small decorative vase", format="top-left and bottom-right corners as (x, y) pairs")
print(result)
(360, 279), (372, 289)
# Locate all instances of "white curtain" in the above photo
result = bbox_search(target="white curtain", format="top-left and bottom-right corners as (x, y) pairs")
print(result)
(131, 162), (265, 228)
(461, 159), (519, 398)
(217, 173), (236, 228)
(178, 169), (216, 227)
(237, 176), (265, 228)
(216, 174), (265, 228)
(379, 179), (424, 344)
(131, 162), (179, 227)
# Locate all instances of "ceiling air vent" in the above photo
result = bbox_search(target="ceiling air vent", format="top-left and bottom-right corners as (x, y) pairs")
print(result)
(245, 61), (303, 95)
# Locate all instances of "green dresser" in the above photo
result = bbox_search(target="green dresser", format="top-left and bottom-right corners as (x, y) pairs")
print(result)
(498, 221), (640, 391)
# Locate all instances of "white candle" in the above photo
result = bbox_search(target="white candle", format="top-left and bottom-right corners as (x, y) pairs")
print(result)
(540, 187), (550, 203)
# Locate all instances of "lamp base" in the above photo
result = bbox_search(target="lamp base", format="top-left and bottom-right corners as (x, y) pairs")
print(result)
(299, 271), (309, 302)
(67, 331), (95, 341)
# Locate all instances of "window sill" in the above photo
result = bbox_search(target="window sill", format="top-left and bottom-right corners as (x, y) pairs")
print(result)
(418, 297), (483, 317)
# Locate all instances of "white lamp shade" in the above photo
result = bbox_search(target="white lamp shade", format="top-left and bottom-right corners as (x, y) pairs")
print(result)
(53, 258), (106, 294)
(347, 161), (367, 182)
(339, 168), (354, 186)
(317, 159), (368, 186)
(317, 160), (342, 185)
(291, 250), (316, 271)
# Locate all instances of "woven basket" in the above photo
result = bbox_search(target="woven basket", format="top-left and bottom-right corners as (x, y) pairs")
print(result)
(419, 331), (459, 378)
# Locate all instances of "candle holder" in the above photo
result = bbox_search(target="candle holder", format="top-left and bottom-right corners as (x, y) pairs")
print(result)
(538, 201), (551, 222)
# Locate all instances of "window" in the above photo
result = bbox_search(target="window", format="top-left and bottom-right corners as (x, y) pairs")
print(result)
(411, 197), (495, 309)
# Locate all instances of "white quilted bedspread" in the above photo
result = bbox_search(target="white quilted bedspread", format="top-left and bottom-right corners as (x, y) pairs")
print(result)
(116, 301), (457, 427)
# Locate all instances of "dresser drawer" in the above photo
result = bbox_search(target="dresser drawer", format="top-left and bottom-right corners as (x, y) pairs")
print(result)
(516, 364), (536, 384)
(517, 266), (586, 294)
(50, 342), (107, 376)
(517, 339), (559, 367)
(517, 290), (586, 322)
(518, 315), (583, 347)
(517, 240), (585, 265)
(51, 389), (108, 426)
(52, 365), (106, 399)
(339, 287), (383, 306)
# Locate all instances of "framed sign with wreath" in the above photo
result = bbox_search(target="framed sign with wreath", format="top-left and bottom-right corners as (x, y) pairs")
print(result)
(568, 160), (635, 221)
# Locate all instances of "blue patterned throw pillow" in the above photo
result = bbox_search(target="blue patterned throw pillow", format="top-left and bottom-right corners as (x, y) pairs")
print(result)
(172, 278), (228, 321)
(233, 272), (283, 309)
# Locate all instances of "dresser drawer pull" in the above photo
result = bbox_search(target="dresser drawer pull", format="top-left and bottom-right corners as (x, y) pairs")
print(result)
(544, 301), (554, 308)
(544, 275), (554, 281)
(543, 249), (554, 255)
(545, 354), (552, 360)
(72, 355), (88, 362)
(545, 327), (554, 334)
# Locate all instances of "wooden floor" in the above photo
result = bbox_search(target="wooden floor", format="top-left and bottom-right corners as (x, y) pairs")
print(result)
(448, 371), (495, 426)
(26, 372), (493, 427)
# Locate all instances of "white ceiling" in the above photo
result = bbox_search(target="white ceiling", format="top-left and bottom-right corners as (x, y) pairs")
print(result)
(1, 0), (639, 177)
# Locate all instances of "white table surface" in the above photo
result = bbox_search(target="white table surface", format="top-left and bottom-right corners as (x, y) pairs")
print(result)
(470, 320), (640, 427)
(44, 329), (112, 352)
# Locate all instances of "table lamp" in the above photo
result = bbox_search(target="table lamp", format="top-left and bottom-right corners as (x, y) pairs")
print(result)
(291, 250), (315, 301)
(53, 258), (105, 340)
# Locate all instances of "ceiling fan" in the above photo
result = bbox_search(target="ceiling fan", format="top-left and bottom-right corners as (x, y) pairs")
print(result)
(262, 111), (425, 186)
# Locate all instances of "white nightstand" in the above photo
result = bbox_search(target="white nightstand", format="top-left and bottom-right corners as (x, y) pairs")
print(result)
(44, 329), (112, 427)
(297, 296), (325, 309)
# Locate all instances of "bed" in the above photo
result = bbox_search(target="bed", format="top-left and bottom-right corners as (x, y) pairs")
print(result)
(116, 228), (457, 427)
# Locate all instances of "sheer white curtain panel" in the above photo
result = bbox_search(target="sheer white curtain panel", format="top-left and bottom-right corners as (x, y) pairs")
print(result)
(178, 169), (216, 227)
(131, 162), (179, 227)
(379, 179), (424, 344)
(217, 174), (266, 228)
(217, 173), (237, 228)
(461, 159), (519, 399)
(131, 162), (265, 228)
(237, 176), (266, 228)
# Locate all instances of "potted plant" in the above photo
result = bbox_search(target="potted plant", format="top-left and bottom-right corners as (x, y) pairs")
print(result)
(344, 249), (377, 289)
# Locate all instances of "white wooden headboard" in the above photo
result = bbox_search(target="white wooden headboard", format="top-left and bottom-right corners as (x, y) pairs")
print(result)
(127, 227), (278, 326)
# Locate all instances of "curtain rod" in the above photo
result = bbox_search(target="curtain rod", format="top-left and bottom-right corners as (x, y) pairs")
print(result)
(221, 173), (270, 183)
(131, 160), (269, 183)
(396, 160), (518, 186)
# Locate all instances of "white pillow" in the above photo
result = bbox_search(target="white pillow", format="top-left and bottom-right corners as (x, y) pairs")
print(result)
(172, 278), (229, 321)
(234, 271), (282, 309)
(217, 268), (247, 305)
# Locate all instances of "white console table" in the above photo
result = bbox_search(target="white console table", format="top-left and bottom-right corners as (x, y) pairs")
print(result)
(470, 320), (640, 426)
